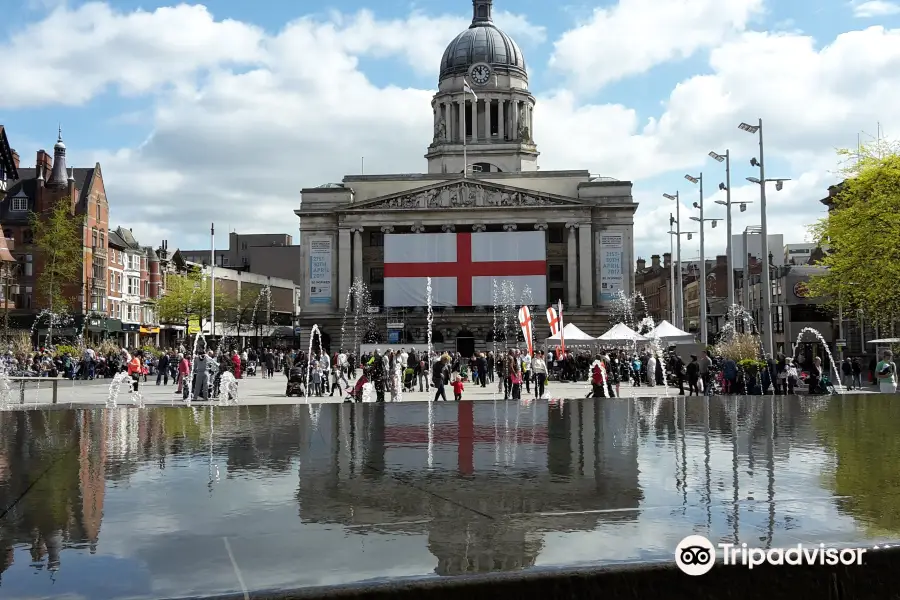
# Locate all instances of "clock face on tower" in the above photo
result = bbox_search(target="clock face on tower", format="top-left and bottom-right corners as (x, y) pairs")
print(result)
(469, 63), (492, 86)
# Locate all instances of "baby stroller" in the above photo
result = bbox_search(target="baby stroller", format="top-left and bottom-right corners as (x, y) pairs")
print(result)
(403, 368), (415, 392)
(346, 373), (369, 403)
(246, 361), (257, 377)
(285, 366), (305, 397)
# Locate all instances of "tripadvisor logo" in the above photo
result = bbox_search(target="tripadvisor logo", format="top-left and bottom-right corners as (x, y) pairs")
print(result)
(675, 535), (867, 576)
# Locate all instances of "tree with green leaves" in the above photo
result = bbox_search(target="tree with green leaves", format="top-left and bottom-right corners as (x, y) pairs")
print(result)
(153, 271), (232, 337)
(30, 196), (83, 313)
(807, 140), (900, 328)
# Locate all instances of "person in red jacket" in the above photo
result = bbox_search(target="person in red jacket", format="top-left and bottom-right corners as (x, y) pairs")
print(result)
(127, 351), (143, 392)
(232, 350), (242, 379)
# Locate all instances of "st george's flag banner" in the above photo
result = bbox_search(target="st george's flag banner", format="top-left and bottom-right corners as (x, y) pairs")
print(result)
(518, 305), (534, 357)
(383, 231), (547, 307)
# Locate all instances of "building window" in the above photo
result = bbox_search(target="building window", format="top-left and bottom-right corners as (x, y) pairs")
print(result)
(223, 257), (229, 266)
(369, 267), (384, 284)
(370, 289), (384, 306)
(774, 306), (784, 333)
(92, 228), (98, 248)
(144, 281), (149, 296)
(23, 230), (33, 244)
(96, 201), (100, 221)
(99, 232), (105, 248)
(549, 264), (564, 283)
(11, 196), (27, 212)
(369, 232), (384, 247)
(548, 228), (564, 244)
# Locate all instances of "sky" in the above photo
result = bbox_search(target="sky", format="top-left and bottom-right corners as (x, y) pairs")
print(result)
(1, 0), (899, 262)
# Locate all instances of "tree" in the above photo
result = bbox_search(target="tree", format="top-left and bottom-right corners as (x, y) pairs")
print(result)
(807, 141), (900, 327)
(153, 271), (232, 336)
(226, 285), (268, 339)
(30, 196), (83, 312)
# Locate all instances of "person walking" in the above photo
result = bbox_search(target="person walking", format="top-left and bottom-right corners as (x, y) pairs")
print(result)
(156, 351), (170, 385)
(531, 350), (548, 399)
(876, 350), (897, 394)
(432, 354), (450, 402)
(686, 355), (700, 396)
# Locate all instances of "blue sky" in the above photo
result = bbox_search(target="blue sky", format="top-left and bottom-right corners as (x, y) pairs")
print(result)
(1, 0), (898, 257)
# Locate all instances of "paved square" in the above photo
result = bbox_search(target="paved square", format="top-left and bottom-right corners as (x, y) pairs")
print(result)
(1, 374), (682, 407)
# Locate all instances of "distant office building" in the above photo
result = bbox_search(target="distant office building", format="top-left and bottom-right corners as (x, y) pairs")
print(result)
(783, 243), (817, 265)
(731, 234), (784, 269)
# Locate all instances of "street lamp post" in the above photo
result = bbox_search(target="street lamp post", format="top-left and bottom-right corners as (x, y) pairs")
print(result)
(686, 173), (720, 346)
(739, 119), (791, 357)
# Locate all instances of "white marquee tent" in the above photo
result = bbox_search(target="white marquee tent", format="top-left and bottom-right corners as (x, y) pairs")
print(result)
(597, 323), (649, 343)
(545, 323), (597, 345)
(648, 320), (695, 344)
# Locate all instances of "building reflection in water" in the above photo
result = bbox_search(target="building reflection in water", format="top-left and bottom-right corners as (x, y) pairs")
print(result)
(297, 399), (645, 576)
(0, 394), (893, 588)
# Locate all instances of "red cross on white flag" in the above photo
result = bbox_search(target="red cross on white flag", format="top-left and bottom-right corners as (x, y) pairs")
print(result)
(546, 307), (560, 335)
(518, 305), (534, 357)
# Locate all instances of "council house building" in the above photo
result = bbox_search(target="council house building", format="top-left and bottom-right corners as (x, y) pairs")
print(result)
(294, 0), (638, 354)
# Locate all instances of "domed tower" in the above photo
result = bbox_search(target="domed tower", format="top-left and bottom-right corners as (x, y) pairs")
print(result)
(425, 0), (538, 174)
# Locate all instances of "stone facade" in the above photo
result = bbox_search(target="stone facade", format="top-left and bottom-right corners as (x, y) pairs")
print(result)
(293, 1), (638, 353)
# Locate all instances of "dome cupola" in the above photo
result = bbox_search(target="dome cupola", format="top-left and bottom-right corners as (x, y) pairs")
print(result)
(438, 0), (527, 83)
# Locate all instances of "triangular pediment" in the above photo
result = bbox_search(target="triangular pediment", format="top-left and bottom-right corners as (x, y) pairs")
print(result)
(347, 179), (586, 211)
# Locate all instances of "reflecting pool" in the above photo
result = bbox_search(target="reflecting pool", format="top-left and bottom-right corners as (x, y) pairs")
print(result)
(0, 396), (897, 599)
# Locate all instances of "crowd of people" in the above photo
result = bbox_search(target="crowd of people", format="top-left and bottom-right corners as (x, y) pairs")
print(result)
(4, 339), (896, 400)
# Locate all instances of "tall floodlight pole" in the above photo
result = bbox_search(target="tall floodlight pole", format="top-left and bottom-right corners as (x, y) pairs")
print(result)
(709, 150), (739, 310)
(664, 192), (685, 328)
(686, 173), (710, 345)
(740, 119), (790, 356)
(210, 223), (215, 343)
(669, 213), (676, 323)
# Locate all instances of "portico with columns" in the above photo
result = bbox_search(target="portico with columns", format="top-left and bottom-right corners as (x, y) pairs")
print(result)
(294, 0), (637, 353)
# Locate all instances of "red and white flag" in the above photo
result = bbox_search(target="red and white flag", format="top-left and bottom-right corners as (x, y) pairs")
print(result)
(383, 232), (547, 307)
(546, 306), (560, 335)
(518, 305), (534, 356)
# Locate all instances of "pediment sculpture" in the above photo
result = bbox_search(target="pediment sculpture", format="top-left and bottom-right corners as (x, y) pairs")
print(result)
(354, 182), (579, 211)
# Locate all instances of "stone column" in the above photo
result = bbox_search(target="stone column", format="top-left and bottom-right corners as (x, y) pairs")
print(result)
(578, 223), (593, 307)
(458, 98), (465, 143)
(511, 100), (518, 139)
(566, 222), (578, 307)
(499, 98), (505, 140)
(534, 222), (548, 301)
(338, 228), (352, 310)
(472, 99), (479, 141)
(352, 227), (363, 287)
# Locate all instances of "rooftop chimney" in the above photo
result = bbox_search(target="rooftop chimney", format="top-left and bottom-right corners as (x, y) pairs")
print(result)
(663, 252), (671, 268)
(651, 254), (660, 269)
(716, 254), (727, 266)
(636, 257), (646, 271)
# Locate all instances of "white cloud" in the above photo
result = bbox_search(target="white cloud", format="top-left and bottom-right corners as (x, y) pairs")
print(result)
(3, 2), (899, 261)
(0, 3), (265, 109)
(851, 0), (900, 18)
(548, 0), (765, 93)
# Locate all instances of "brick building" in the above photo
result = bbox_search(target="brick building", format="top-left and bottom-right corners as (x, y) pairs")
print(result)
(633, 253), (673, 323)
(107, 227), (158, 347)
(0, 130), (111, 341)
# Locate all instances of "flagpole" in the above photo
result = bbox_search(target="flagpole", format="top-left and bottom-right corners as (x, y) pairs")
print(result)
(463, 80), (477, 178)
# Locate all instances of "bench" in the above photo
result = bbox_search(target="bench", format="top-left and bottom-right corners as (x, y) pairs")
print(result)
(7, 377), (64, 405)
